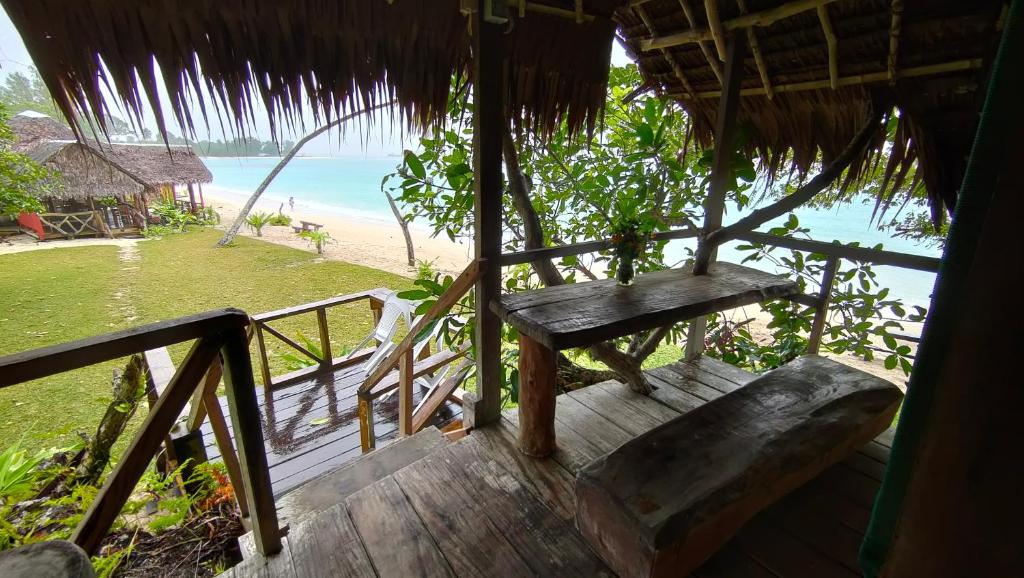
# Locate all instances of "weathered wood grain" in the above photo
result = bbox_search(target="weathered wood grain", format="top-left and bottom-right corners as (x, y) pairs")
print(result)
(287, 505), (375, 578)
(224, 537), (297, 578)
(555, 393), (633, 455)
(646, 366), (725, 402)
(568, 383), (666, 436)
(346, 476), (455, 578)
(517, 334), (557, 457)
(492, 262), (798, 350)
(575, 355), (903, 578)
(595, 380), (682, 424)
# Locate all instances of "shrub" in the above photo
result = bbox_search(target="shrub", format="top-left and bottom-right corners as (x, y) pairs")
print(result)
(245, 212), (273, 237)
(267, 212), (292, 226)
(298, 229), (331, 255)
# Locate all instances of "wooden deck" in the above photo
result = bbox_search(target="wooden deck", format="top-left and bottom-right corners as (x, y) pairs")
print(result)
(225, 357), (893, 577)
(201, 362), (462, 497)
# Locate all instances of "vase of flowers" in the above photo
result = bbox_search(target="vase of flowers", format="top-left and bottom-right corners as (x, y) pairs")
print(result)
(610, 213), (653, 286)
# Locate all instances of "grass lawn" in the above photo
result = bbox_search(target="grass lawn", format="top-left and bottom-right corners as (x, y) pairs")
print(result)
(0, 228), (414, 453)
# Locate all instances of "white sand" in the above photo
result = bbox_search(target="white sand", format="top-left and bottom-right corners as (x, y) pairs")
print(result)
(204, 191), (472, 278)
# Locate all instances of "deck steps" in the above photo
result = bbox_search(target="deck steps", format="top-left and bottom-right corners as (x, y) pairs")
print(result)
(238, 426), (448, 559)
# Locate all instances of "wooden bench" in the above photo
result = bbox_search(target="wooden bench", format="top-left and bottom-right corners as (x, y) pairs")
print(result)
(574, 355), (904, 578)
(291, 220), (324, 234)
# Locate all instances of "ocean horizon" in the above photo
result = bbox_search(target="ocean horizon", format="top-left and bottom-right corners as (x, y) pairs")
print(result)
(202, 156), (940, 308)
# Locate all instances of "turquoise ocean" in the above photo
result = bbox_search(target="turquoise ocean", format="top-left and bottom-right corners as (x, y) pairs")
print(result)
(202, 156), (940, 309)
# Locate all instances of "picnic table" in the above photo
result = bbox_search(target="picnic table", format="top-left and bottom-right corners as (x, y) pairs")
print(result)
(292, 220), (324, 234)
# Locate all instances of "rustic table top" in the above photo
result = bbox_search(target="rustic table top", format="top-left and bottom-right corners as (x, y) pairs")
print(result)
(491, 262), (799, 350)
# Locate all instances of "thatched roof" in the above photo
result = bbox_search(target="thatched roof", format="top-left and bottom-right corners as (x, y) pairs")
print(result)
(615, 0), (1006, 218)
(1, 0), (621, 139)
(24, 141), (145, 201)
(9, 112), (74, 152)
(87, 142), (213, 188)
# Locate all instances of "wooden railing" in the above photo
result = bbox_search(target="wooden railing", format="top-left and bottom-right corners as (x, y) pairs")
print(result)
(38, 211), (104, 239)
(498, 227), (940, 355)
(0, 310), (281, 558)
(357, 259), (484, 451)
(249, 288), (391, 389)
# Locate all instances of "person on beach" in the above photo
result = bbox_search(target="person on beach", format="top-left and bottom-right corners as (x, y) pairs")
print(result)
(289, 196), (295, 212)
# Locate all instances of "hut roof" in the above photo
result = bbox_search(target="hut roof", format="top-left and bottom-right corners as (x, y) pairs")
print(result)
(1, 0), (621, 139)
(86, 142), (213, 188)
(8, 112), (74, 152)
(3, 0), (1007, 216)
(22, 141), (145, 201)
(614, 0), (1006, 217)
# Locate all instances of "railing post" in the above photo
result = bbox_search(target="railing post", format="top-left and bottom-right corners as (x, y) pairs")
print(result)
(358, 394), (376, 452)
(221, 327), (281, 557)
(316, 307), (333, 367)
(808, 256), (840, 354)
(253, 322), (274, 388)
(399, 348), (414, 436)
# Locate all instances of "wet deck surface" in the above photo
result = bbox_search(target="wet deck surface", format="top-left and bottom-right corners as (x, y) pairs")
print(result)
(201, 362), (462, 497)
(225, 357), (894, 577)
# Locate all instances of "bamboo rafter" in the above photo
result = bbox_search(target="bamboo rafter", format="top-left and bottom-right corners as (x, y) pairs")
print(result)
(817, 4), (839, 89)
(635, 4), (697, 98)
(667, 58), (983, 99)
(643, 0), (840, 51)
(888, 0), (904, 83)
(737, 0), (773, 99)
(679, 0), (723, 83)
(703, 0), (728, 61)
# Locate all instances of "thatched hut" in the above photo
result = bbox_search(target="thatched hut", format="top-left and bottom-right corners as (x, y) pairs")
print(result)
(10, 112), (212, 238)
(0, 1), (1020, 576)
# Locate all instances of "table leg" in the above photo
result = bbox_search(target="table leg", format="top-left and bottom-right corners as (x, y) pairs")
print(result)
(517, 334), (557, 458)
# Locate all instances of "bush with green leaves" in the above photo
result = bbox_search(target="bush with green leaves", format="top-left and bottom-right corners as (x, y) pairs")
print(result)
(150, 201), (199, 232)
(298, 229), (331, 254)
(0, 104), (50, 218)
(245, 211), (273, 237)
(267, 212), (292, 226)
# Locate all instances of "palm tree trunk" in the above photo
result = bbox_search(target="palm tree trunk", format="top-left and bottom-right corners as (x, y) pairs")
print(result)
(217, 103), (393, 246)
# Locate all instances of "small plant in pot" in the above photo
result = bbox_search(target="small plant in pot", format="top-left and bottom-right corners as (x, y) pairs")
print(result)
(609, 210), (655, 286)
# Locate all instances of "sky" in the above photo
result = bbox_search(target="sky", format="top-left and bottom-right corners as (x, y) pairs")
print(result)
(1, 7), (631, 157)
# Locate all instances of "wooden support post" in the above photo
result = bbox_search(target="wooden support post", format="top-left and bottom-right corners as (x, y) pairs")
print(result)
(221, 327), (281, 557)
(398, 349), (414, 437)
(818, 4), (839, 89)
(517, 334), (557, 458)
(704, 0), (728, 61)
(202, 380), (250, 519)
(686, 36), (746, 360)
(679, 0), (723, 83)
(358, 395), (376, 452)
(253, 324), (273, 388)
(466, 0), (505, 429)
(316, 307), (332, 367)
(187, 183), (197, 213)
(807, 256), (839, 354)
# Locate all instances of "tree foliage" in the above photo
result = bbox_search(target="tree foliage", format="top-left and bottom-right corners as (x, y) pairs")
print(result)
(385, 65), (928, 389)
(0, 104), (49, 218)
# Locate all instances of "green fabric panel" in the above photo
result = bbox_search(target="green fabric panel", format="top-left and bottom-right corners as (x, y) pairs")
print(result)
(859, 2), (1024, 576)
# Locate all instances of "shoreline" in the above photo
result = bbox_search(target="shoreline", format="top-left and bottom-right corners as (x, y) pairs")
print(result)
(203, 190), (472, 278)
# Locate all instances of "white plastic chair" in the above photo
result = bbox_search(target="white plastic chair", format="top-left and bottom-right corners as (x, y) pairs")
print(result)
(348, 292), (414, 376)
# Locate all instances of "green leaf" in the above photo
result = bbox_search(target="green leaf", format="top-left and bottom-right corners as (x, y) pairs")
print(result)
(414, 278), (444, 294)
(883, 334), (898, 350)
(636, 124), (654, 147)
(404, 150), (426, 179)
(415, 300), (436, 315)
(309, 417), (329, 426)
(396, 289), (431, 300)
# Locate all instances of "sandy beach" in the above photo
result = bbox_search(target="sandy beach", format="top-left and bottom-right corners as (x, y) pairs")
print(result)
(204, 191), (472, 277)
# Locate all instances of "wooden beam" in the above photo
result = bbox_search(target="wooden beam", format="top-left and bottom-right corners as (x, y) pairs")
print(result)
(467, 0), (505, 429)
(888, 0), (904, 82)
(498, 227), (699, 266)
(635, 4), (696, 98)
(737, 0), (773, 99)
(817, 4), (839, 89)
(643, 0), (840, 51)
(734, 230), (941, 271)
(806, 256), (839, 354)
(703, 0), (727, 61)
(679, 0), (723, 83)
(687, 35), (745, 359)
(668, 59), (984, 99)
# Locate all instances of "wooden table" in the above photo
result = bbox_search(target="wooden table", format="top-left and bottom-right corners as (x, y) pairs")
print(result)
(491, 262), (799, 457)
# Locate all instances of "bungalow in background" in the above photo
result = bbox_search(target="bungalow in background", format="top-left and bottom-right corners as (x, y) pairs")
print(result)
(9, 112), (212, 240)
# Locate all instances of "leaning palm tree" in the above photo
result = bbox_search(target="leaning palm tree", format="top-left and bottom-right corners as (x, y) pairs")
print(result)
(217, 102), (393, 246)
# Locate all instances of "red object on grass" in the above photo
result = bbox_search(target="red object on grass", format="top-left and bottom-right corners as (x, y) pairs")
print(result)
(17, 212), (45, 240)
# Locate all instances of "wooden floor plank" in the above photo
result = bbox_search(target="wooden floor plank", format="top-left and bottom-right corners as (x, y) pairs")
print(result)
(857, 440), (891, 464)
(504, 409), (603, 473)
(554, 393), (633, 455)
(437, 437), (614, 576)
(647, 376), (707, 414)
(287, 504), (375, 578)
(646, 366), (724, 402)
(689, 356), (759, 386)
(471, 423), (578, 521)
(226, 537), (297, 578)
(842, 451), (887, 482)
(817, 464), (883, 510)
(568, 383), (666, 436)
(873, 425), (898, 448)
(763, 488), (867, 574)
(346, 476), (455, 578)
(664, 361), (744, 394)
(737, 517), (860, 578)
(393, 454), (536, 577)
(594, 379), (682, 424)
(693, 540), (780, 578)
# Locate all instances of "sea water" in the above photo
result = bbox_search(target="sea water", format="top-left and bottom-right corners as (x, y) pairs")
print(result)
(202, 156), (940, 309)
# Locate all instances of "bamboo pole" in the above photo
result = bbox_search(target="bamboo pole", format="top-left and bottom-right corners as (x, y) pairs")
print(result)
(679, 0), (723, 83)
(643, 0), (840, 51)
(888, 0), (904, 83)
(817, 4), (839, 89)
(704, 0), (728, 61)
(668, 59), (983, 99)
(737, 0), (774, 99)
(636, 4), (697, 98)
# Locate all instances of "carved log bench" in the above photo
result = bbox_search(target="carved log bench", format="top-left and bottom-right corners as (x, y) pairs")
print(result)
(574, 355), (904, 578)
